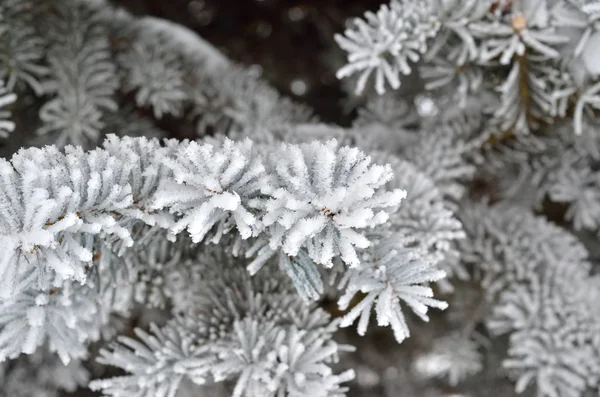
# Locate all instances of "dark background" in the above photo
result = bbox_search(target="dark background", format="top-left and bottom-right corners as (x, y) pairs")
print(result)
(111, 0), (387, 126)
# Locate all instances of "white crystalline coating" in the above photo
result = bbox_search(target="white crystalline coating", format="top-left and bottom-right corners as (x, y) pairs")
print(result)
(263, 139), (406, 268)
(0, 283), (104, 365)
(338, 242), (447, 343)
(0, 81), (16, 138)
(335, 0), (597, 139)
(581, 32), (600, 75)
(90, 257), (352, 397)
(0, 132), (406, 313)
(335, 0), (440, 94)
(152, 138), (269, 244)
(0, 146), (134, 301)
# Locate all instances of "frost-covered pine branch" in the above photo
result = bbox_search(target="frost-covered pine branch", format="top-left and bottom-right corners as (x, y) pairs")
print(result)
(253, 139), (407, 269)
(0, 0), (48, 94)
(118, 32), (187, 119)
(90, 250), (355, 397)
(36, 0), (118, 147)
(0, 130), (428, 370)
(2, 0), (600, 396)
(338, 239), (448, 343)
(0, 80), (15, 138)
(456, 202), (600, 397)
(336, 0), (600, 138)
